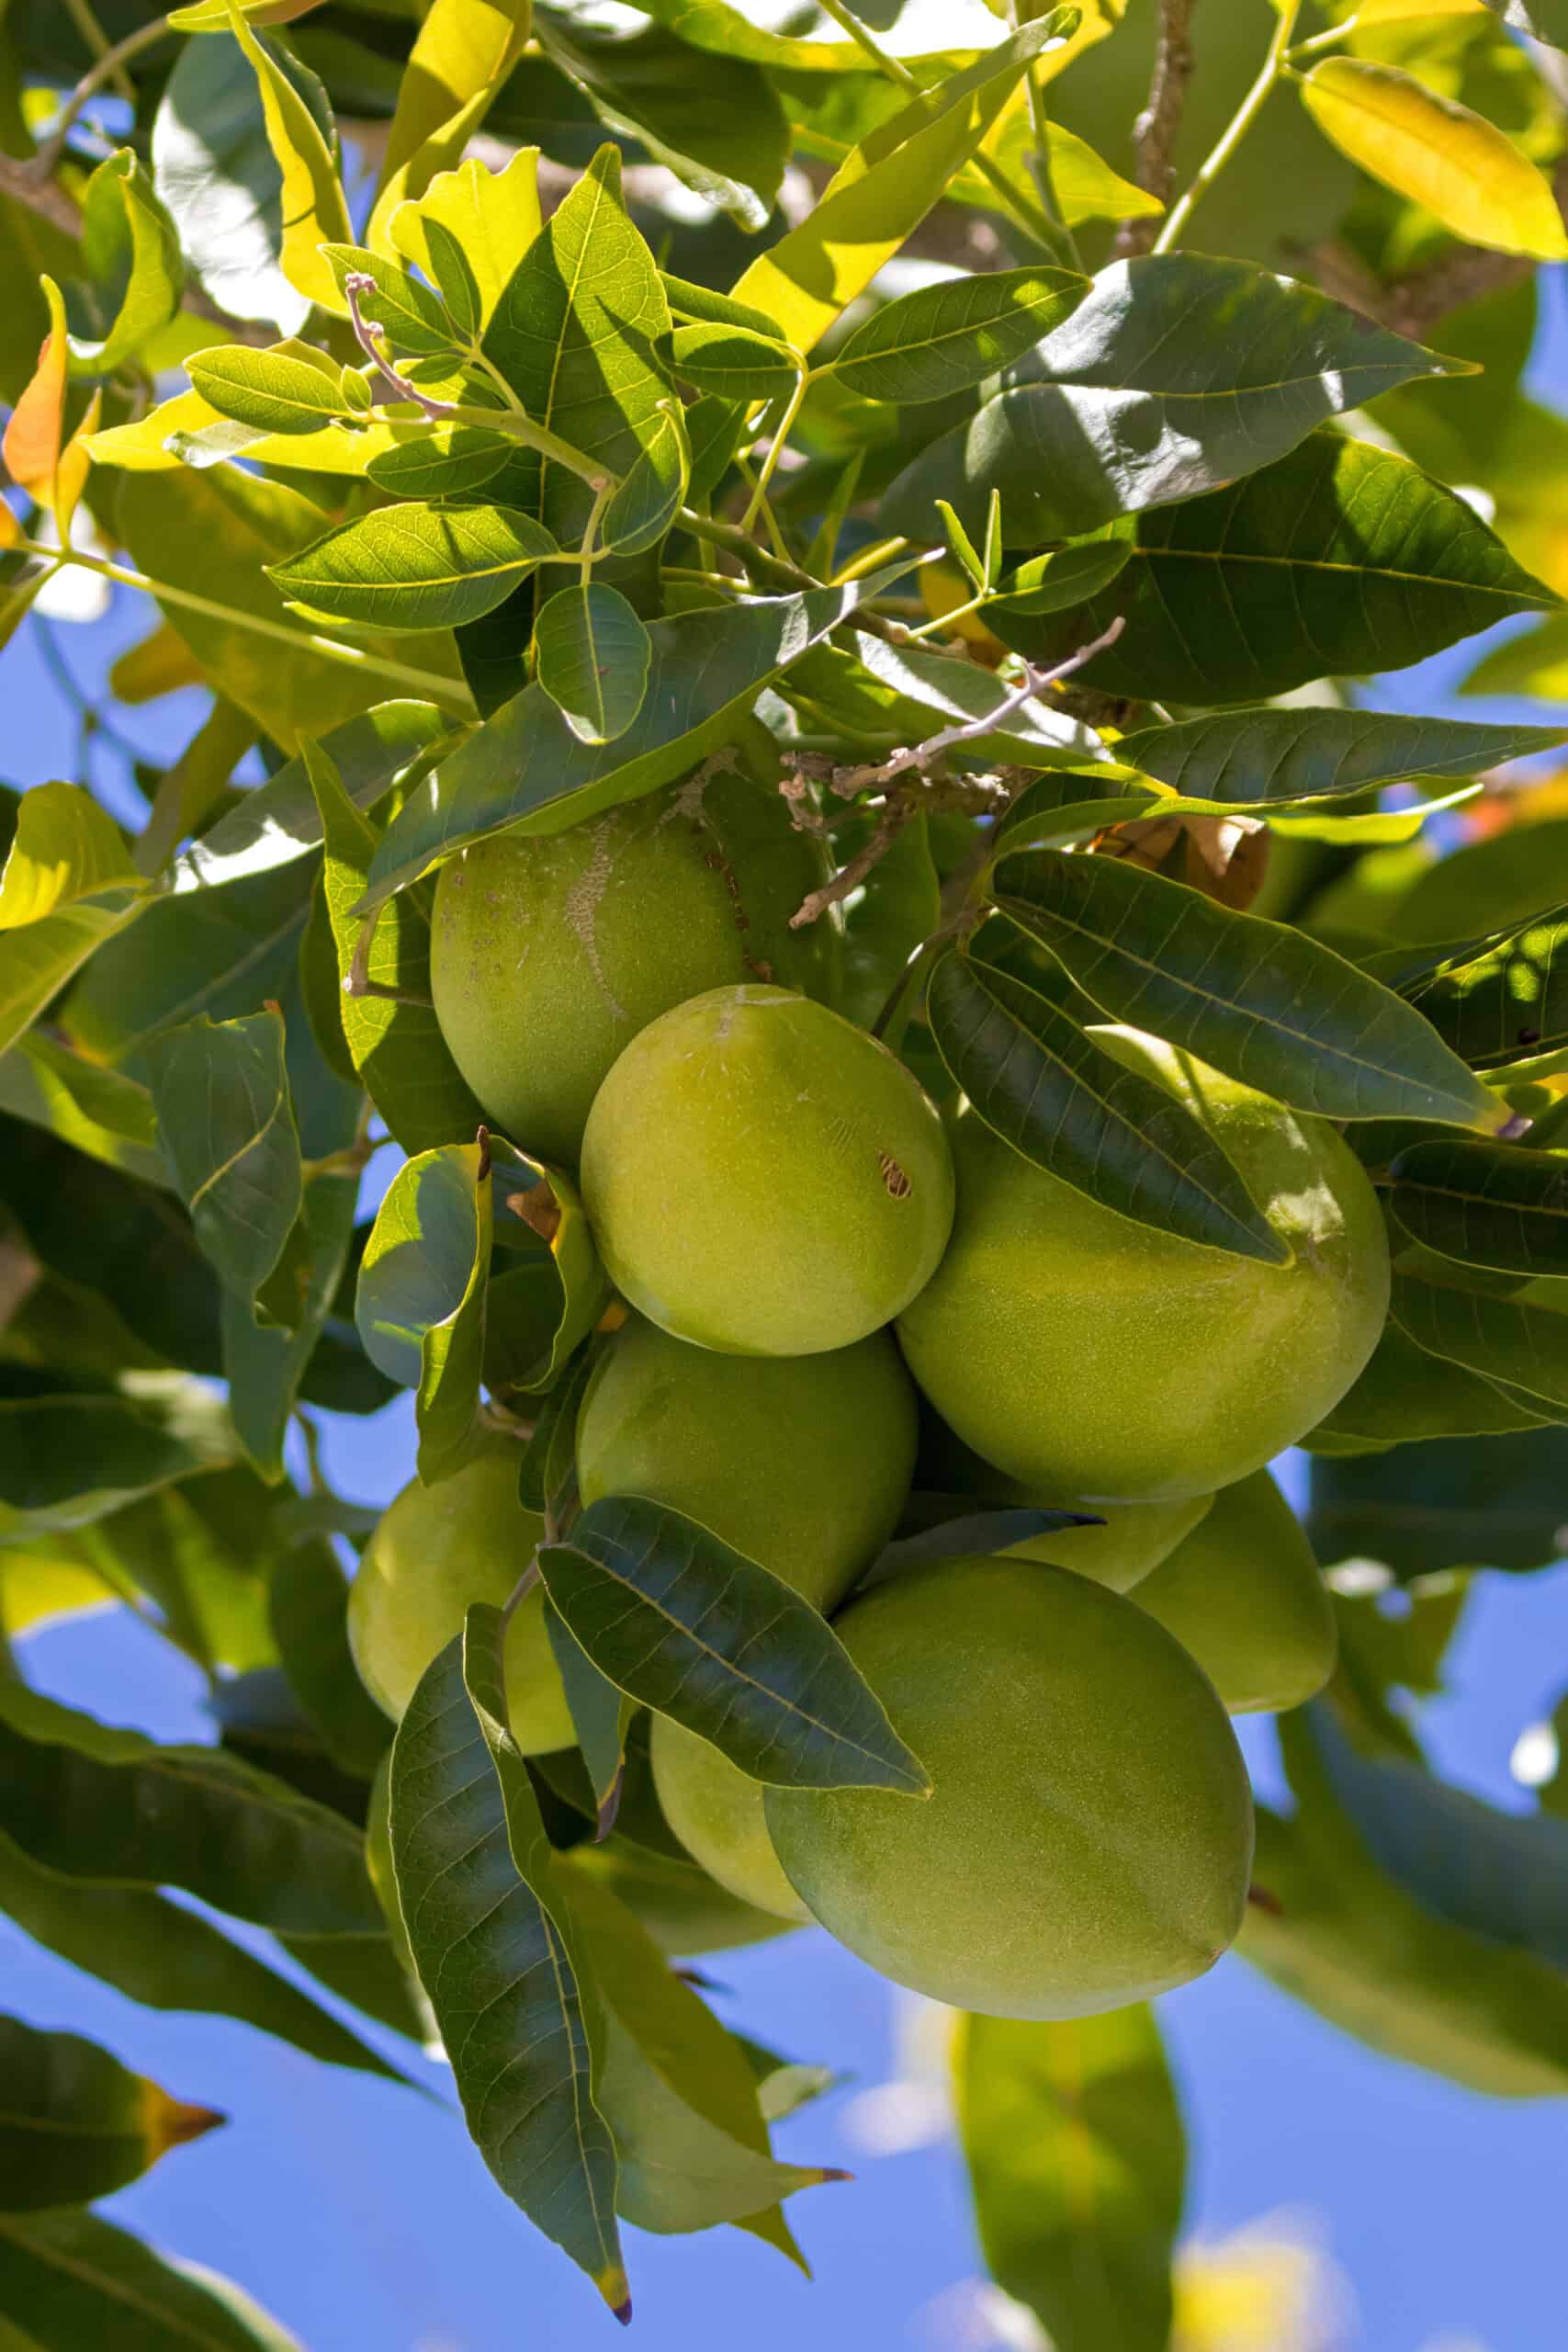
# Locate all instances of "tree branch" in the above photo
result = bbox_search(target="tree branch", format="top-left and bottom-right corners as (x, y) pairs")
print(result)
(1115, 0), (1198, 261)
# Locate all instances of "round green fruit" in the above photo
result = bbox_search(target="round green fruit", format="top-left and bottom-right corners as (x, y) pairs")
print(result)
(650, 1719), (813, 1922)
(577, 1317), (919, 1609)
(348, 1444), (574, 1753)
(429, 768), (835, 1167)
(765, 1558), (1253, 2018)
(581, 986), (955, 1356)
(897, 1031), (1389, 1501)
(1132, 1467), (1337, 1714)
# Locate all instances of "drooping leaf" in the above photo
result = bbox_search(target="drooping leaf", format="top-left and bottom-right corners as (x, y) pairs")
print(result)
(537, 1494), (930, 1794)
(2, 278), (95, 537)
(226, 0), (353, 313)
(992, 848), (1500, 1128)
(490, 1139), (610, 1394)
(355, 1140), (491, 1480)
(0, 782), (137, 928)
(357, 569), (914, 914)
(0, 1034), (164, 1186)
(268, 503), (560, 634)
(0, 2015), (220, 2214)
(826, 266), (1085, 405)
(144, 1008), (303, 1306)
(534, 583), (652, 746)
(883, 254), (1465, 544)
(956, 2007), (1185, 2352)
(0, 1394), (231, 1543)
(1386, 1138), (1568, 1276)
(389, 1617), (628, 2315)
(389, 149), (543, 330)
(66, 149), (185, 376)
(366, 0), (533, 251)
(926, 949), (1286, 1263)
(991, 433), (1562, 705)
(1300, 58), (1568, 263)
(1115, 709), (1568, 809)
(0, 2209), (302, 2352)
(0, 1682), (381, 1937)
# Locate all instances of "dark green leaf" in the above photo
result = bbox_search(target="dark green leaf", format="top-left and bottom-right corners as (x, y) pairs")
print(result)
(268, 503), (560, 633)
(884, 255), (1462, 542)
(0, 2209), (301, 2352)
(1387, 1138), (1568, 1275)
(516, 1342), (597, 1519)
(221, 1170), (359, 1480)
(537, 1494), (931, 1794)
(927, 949), (1286, 1263)
(145, 1007), (303, 1305)
(1116, 708), (1568, 808)
(994, 849), (1500, 1127)
(1308, 1426), (1568, 1576)
(992, 434), (1562, 705)
(186, 343), (349, 435)
(829, 266), (1084, 405)
(600, 399), (689, 559)
(0, 1683), (380, 1936)
(534, 583), (652, 746)
(0, 2014), (220, 2213)
(1401, 907), (1568, 1071)
(670, 321), (799, 399)
(269, 1538), (389, 1780)
(957, 2007), (1184, 2352)
(1312, 1317), (1554, 1446)
(0, 1394), (231, 1541)
(1389, 1270), (1568, 1412)
(0, 1033), (165, 1187)
(545, 1607), (631, 1838)
(355, 1140), (491, 1481)
(389, 1615), (628, 2315)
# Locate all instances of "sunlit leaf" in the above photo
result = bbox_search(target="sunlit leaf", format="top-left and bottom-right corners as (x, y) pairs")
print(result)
(366, 0), (533, 252)
(829, 266), (1085, 405)
(0, 783), (136, 929)
(188, 344), (353, 435)
(534, 583), (652, 746)
(66, 150), (184, 376)
(226, 0), (352, 313)
(389, 149), (542, 330)
(268, 503), (559, 633)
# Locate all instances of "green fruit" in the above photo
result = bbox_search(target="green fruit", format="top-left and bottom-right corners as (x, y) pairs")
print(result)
(581, 986), (955, 1356)
(765, 1558), (1253, 2018)
(577, 1317), (919, 1609)
(429, 767), (835, 1167)
(347, 1444), (573, 1753)
(1132, 1468), (1337, 1714)
(650, 1719), (814, 1923)
(897, 1031), (1390, 1501)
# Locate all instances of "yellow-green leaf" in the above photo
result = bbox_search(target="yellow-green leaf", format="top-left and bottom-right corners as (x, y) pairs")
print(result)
(388, 149), (542, 331)
(226, 0), (353, 312)
(1299, 58), (1568, 262)
(2, 278), (97, 537)
(0, 785), (137, 931)
(367, 0), (533, 253)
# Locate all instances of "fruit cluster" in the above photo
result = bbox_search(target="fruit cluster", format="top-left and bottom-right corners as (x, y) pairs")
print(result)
(352, 766), (1389, 2021)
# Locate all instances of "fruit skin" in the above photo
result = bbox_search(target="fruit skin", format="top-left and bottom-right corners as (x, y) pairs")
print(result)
(429, 767), (836, 1168)
(580, 1316), (919, 1913)
(765, 1557), (1253, 2019)
(581, 985), (956, 1356)
(897, 1030), (1390, 1502)
(1132, 1467), (1337, 1714)
(577, 1317), (919, 1610)
(347, 1443), (574, 1754)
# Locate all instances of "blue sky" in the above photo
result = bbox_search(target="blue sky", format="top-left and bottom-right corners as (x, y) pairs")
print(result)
(6, 289), (1568, 2352)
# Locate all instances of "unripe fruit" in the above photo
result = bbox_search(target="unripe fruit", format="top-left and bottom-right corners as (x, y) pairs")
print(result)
(581, 986), (955, 1356)
(579, 1316), (919, 1912)
(897, 1032), (1389, 1501)
(765, 1558), (1253, 2018)
(348, 1444), (573, 1754)
(1132, 1467), (1337, 1714)
(429, 768), (835, 1167)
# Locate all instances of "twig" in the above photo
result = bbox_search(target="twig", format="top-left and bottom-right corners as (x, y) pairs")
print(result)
(876, 617), (1127, 784)
(61, 0), (133, 99)
(1115, 0), (1198, 260)
(343, 274), (456, 420)
(1153, 0), (1301, 256)
(789, 800), (912, 930)
(28, 12), (175, 182)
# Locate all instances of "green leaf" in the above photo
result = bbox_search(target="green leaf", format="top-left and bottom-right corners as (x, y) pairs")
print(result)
(1400, 908), (1568, 1072)
(1387, 1138), (1568, 1276)
(0, 1037), (164, 1186)
(0, 1682), (380, 1936)
(491, 1139), (610, 1393)
(421, 216), (480, 340)
(480, 144), (671, 547)
(829, 266), (1085, 406)
(389, 1616), (628, 2316)
(357, 570), (915, 915)
(366, 0), (531, 251)
(221, 1171), (360, 1479)
(1309, 1424), (1568, 1577)
(993, 432), (1562, 706)
(566, 1868), (839, 2236)
(321, 242), (454, 356)
(66, 149), (184, 376)
(355, 1140), (491, 1481)
(546, 1610), (632, 1838)
(883, 254), (1461, 544)
(993, 849), (1500, 1128)
(730, 17), (1072, 356)
(363, 424), (513, 499)
(268, 503), (559, 634)
(144, 1008), (303, 1306)
(811, 626), (1111, 773)
(0, 2015), (220, 2213)
(186, 345), (350, 436)
(1116, 709), (1568, 810)
(1389, 1269), (1568, 1413)
(269, 1538), (389, 1780)
(535, 584), (652, 747)
(989, 537), (1133, 617)
(388, 150), (543, 333)
(537, 1494), (931, 1794)
(0, 1395), (231, 1542)
(0, 2210), (301, 2352)
(227, 0), (352, 313)
(660, 274), (782, 341)
(516, 1342), (598, 1519)
(0, 783), (136, 929)
(600, 399), (689, 559)
(1312, 1317), (1554, 1448)
(152, 26), (329, 336)
(0, 1827), (410, 2084)
(956, 2007), (1184, 2352)
(927, 948), (1287, 1263)
(670, 322), (800, 400)
(1300, 58), (1568, 263)
(304, 741), (483, 1155)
